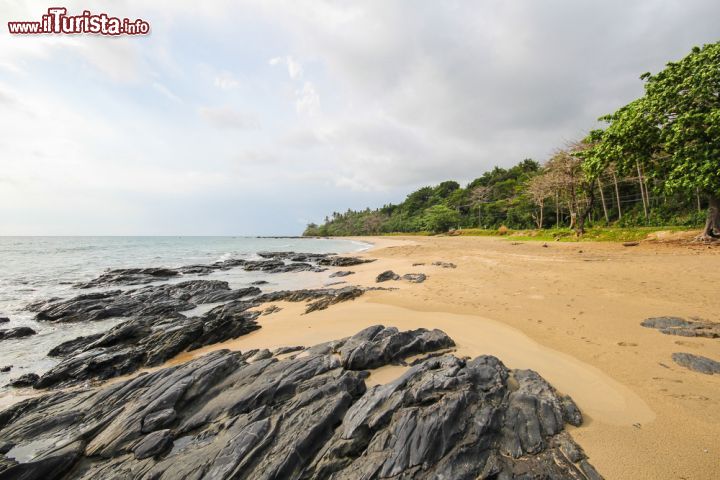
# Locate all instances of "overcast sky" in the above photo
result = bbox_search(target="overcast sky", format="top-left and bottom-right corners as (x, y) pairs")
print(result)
(1, 1), (718, 235)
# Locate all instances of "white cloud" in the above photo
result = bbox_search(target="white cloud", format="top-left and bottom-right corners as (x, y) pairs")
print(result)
(214, 72), (242, 90)
(269, 55), (303, 79)
(152, 82), (182, 103)
(198, 106), (260, 130)
(295, 82), (320, 116)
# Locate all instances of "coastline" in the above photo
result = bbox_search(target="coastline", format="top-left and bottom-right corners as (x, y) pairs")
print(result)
(165, 235), (718, 479)
(1, 236), (717, 478)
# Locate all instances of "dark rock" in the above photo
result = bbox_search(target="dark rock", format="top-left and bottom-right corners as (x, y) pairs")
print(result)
(324, 281), (346, 287)
(0, 366), (11, 373)
(273, 345), (305, 356)
(0, 327), (36, 340)
(402, 273), (427, 283)
(318, 256), (375, 267)
(338, 325), (456, 370)
(35, 304), (261, 389)
(0, 317), (9, 323)
(641, 316), (720, 338)
(254, 286), (365, 314)
(671, 352), (720, 375)
(251, 280), (269, 285)
(0, 329), (598, 480)
(48, 334), (103, 357)
(8, 373), (39, 388)
(432, 261), (457, 268)
(412, 262), (425, 266)
(329, 270), (354, 278)
(134, 429), (174, 459)
(32, 280), (251, 323)
(376, 270), (400, 282)
(262, 305), (282, 315)
(623, 241), (640, 247)
(75, 267), (180, 288)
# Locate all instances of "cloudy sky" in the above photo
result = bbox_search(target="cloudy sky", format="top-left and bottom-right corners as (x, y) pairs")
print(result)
(1, 1), (718, 235)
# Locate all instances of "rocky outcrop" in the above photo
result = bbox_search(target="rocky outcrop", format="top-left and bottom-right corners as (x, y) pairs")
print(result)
(671, 352), (720, 375)
(338, 325), (455, 369)
(75, 253), (373, 288)
(376, 271), (400, 282)
(0, 327), (599, 480)
(641, 316), (720, 338)
(75, 268), (181, 288)
(0, 327), (36, 340)
(29, 280), (258, 323)
(20, 287), (364, 389)
(31, 305), (261, 389)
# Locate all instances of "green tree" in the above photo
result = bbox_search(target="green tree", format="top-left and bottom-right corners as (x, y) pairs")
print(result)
(585, 42), (720, 240)
(421, 205), (460, 233)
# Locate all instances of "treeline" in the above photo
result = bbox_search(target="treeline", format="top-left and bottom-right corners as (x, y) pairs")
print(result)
(303, 157), (704, 236)
(305, 41), (719, 239)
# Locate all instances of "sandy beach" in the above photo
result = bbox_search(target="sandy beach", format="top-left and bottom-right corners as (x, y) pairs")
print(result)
(170, 235), (720, 480)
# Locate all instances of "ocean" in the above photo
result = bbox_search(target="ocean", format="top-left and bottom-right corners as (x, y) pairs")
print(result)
(0, 236), (369, 389)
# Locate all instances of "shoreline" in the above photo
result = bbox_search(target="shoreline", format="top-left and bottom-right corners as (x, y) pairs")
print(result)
(1, 235), (718, 478)
(109, 234), (718, 478)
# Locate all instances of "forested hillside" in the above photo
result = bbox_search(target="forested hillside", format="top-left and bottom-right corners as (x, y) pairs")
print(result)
(304, 41), (719, 239)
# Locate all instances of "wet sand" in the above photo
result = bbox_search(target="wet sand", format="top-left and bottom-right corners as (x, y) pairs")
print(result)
(166, 235), (720, 480)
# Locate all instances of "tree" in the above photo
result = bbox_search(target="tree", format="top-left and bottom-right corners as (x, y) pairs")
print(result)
(584, 42), (720, 240)
(526, 172), (554, 229)
(421, 205), (460, 233)
(546, 144), (596, 235)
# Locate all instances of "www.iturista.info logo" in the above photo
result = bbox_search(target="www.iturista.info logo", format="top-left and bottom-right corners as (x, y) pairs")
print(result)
(8, 7), (150, 35)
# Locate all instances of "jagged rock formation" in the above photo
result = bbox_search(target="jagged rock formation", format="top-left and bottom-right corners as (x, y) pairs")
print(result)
(0, 326), (600, 480)
(28, 281), (260, 323)
(75, 253), (374, 288)
(641, 316), (720, 338)
(0, 327), (36, 341)
(15, 286), (365, 389)
(671, 352), (720, 375)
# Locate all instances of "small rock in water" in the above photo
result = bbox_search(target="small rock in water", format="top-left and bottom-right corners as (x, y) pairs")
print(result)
(8, 372), (39, 388)
(0, 365), (12, 372)
(671, 352), (720, 375)
(376, 270), (400, 282)
(0, 327), (36, 340)
(0, 317), (9, 323)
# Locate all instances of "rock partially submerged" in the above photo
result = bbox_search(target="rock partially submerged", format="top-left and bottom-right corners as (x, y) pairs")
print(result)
(17, 287), (365, 389)
(641, 316), (720, 338)
(0, 327), (599, 479)
(8, 373), (39, 388)
(29, 281), (260, 323)
(0, 327), (36, 340)
(671, 352), (720, 375)
(74, 252), (373, 288)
